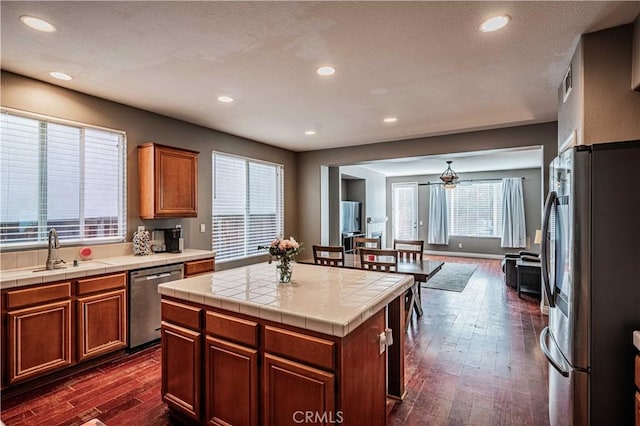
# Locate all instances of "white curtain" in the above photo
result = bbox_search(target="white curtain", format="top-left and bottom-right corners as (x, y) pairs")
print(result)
(428, 185), (449, 245)
(501, 177), (527, 248)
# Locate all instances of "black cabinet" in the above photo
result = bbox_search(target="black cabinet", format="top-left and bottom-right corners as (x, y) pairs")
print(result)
(516, 259), (541, 299)
(341, 233), (364, 254)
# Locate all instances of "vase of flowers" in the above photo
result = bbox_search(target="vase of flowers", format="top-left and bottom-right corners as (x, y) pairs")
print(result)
(258, 237), (303, 283)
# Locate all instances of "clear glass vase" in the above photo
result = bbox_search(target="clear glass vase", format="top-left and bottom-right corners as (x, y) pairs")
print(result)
(276, 258), (292, 283)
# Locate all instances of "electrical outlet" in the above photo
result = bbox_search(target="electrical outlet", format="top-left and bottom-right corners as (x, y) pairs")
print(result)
(137, 225), (145, 232)
(200, 223), (206, 233)
(458, 243), (463, 249)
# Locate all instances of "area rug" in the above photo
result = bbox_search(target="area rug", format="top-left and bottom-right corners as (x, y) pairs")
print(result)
(423, 262), (477, 292)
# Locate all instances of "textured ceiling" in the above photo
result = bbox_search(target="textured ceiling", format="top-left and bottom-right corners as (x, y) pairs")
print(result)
(2, 1), (639, 152)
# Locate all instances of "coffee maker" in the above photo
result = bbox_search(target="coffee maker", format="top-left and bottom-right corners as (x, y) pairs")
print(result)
(151, 226), (183, 253)
(164, 226), (184, 253)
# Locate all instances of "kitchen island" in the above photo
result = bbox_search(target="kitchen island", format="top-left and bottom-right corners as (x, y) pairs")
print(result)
(158, 262), (414, 425)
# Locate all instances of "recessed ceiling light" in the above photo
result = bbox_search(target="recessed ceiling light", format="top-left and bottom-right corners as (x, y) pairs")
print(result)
(383, 117), (398, 123)
(316, 66), (336, 76)
(305, 130), (316, 135)
(480, 15), (511, 32)
(49, 71), (72, 81)
(217, 96), (234, 103)
(20, 15), (56, 32)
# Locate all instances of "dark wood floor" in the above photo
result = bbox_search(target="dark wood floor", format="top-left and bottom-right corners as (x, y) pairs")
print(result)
(1, 256), (549, 426)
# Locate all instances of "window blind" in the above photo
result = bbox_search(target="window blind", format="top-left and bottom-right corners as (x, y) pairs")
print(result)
(0, 110), (126, 247)
(446, 182), (503, 238)
(212, 152), (284, 261)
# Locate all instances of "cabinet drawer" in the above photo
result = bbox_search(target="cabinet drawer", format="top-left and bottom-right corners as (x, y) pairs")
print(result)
(206, 311), (258, 348)
(162, 299), (201, 330)
(636, 392), (640, 426)
(636, 355), (640, 389)
(264, 325), (335, 371)
(6, 282), (71, 310)
(184, 258), (215, 277)
(77, 273), (126, 295)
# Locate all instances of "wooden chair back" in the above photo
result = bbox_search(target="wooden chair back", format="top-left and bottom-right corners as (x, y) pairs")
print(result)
(312, 245), (346, 267)
(393, 239), (424, 261)
(359, 248), (398, 272)
(354, 237), (381, 254)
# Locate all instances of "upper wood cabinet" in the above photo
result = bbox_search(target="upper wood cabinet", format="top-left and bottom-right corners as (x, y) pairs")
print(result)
(138, 142), (199, 219)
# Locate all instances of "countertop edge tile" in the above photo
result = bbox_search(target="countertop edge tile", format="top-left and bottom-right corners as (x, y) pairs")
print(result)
(0, 249), (215, 288)
(158, 263), (413, 337)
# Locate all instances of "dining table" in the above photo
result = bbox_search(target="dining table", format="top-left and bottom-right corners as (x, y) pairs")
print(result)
(298, 253), (443, 322)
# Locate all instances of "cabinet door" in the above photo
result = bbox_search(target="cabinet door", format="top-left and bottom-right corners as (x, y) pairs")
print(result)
(162, 321), (201, 421)
(155, 145), (198, 217)
(206, 336), (258, 426)
(77, 289), (127, 361)
(7, 300), (72, 384)
(263, 353), (335, 426)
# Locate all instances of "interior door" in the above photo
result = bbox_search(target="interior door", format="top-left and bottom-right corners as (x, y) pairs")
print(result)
(392, 182), (418, 240)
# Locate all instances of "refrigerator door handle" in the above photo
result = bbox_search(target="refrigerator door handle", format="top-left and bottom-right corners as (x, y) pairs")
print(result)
(540, 190), (556, 308)
(540, 326), (570, 377)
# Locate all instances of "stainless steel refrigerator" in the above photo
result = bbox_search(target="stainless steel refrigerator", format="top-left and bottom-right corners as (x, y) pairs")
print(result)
(539, 140), (640, 425)
(340, 201), (361, 234)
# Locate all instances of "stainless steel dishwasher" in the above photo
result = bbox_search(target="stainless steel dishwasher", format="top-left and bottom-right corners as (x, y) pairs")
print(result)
(128, 263), (184, 350)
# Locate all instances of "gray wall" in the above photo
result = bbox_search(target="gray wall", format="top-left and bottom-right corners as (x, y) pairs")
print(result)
(386, 168), (542, 256)
(1, 71), (299, 269)
(339, 165), (387, 247)
(297, 122), (557, 250)
(559, 24), (640, 147)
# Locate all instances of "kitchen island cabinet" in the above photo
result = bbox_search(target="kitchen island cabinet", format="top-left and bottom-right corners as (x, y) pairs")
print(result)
(159, 262), (413, 425)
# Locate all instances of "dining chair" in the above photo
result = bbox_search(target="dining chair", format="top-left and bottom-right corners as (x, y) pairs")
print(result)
(393, 239), (425, 325)
(312, 245), (346, 267)
(354, 237), (381, 254)
(393, 239), (424, 261)
(358, 248), (398, 272)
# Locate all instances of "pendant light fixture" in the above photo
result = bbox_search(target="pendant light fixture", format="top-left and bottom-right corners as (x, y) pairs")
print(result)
(440, 160), (459, 188)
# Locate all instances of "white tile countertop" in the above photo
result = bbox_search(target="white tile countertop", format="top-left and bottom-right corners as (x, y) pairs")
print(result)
(158, 262), (414, 337)
(634, 330), (640, 351)
(0, 249), (215, 289)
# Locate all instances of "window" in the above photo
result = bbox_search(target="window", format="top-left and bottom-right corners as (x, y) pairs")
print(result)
(446, 182), (503, 238)
(212, 152), (284, 261)
(0, 110), (126, 248)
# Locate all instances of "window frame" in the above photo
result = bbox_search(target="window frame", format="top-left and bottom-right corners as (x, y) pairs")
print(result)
(211, 151), (284, 262)
(0, 107), (127, 249)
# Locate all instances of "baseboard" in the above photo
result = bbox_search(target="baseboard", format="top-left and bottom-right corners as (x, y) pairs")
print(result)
(424, 250), (504, 260)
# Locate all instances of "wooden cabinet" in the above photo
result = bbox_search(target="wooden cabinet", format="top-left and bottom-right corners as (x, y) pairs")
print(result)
(2, 273), (128, 388)
(7, 299), (72, 384)
(161, 300), (202, 421)
(4, 282), (72, 385)
(184, 258), (215, 277)
(204, 311), (258, 425)
(76, 273), (127, 362)
(263, 353), (335, 426)
(139, 142), (199, 219)
(205, 336), (258, 426)
(161, 296), (388, 426)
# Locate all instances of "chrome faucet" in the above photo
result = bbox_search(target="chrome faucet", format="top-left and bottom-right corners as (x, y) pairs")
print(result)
(45, 229), (65, 270)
